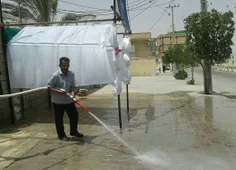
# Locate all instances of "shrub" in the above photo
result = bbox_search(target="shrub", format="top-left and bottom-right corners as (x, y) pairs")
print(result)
(174, 70), (188, 80)
(187, 79), (195, 85)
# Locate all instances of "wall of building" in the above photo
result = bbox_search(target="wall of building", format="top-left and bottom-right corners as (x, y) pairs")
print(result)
(130, 57), (156, 76)
(0, 29), (49, 127)
(157, 34), (186, 55)
(132, 40), (151, 57)
(0, 28), (13, 126)
(130, 32), (152, 58)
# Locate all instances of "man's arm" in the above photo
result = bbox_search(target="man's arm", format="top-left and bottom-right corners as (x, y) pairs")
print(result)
(71, 72), (77, 97)
(47, 74), (56, 91)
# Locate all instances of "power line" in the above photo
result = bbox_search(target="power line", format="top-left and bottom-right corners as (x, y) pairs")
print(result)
(148, 0), (175, 31)
(148, 8), (168, 31)
(129, 0), (153, 9)
(130, 0), (159, 21)
(129, 1), (175, 11)
(166, 24), (172, 33)
(128, 0), (148, 6)
(58, 0), (110, 11)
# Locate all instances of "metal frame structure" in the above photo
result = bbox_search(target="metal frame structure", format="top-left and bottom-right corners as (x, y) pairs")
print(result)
(0, 1), (15, 124)
(0, 0), (131, 128)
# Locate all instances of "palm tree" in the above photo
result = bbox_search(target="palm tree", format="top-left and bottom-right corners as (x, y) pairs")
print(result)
(1, 0), (96, 24)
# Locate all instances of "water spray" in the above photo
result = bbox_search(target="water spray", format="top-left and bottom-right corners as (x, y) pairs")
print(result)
(0, 87), (140, 156)
(1, 87), (169, 168)
(49, 87), (140, 156)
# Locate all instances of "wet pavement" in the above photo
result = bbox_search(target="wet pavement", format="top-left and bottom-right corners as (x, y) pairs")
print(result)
(1, 88), (236, 169)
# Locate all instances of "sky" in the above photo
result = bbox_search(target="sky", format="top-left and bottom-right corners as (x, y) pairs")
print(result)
(58, 0), (236, 38)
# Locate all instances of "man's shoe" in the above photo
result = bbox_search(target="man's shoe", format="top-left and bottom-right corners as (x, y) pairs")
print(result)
(58, 136), (70, 141)
(70, 132), (84, 138)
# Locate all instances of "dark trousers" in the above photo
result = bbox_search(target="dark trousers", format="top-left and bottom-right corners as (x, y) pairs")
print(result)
(53, 103), (78, 137)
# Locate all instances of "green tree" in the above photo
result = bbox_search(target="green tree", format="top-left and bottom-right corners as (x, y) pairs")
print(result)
(2, 0), (95, 24)
(183, 46), (199, 83)
(184, 9), (235, 94)
(162, 44), (185, 67)
(162, 44), (199, 82)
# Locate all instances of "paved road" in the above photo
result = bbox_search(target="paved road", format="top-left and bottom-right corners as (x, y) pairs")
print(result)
(194, 67), (236, 95)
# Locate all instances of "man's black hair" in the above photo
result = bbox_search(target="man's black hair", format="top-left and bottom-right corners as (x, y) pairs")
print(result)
(59, 57), (70, 64)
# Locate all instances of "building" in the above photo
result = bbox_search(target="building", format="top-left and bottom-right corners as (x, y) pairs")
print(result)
(156, 30), (187, 72)
(128, 32), (157, 76)
(156, 30), (186, 59)
(129, 32), (152, 58)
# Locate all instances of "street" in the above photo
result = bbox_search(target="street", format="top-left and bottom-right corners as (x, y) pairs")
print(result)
(194, 67), (236, 95)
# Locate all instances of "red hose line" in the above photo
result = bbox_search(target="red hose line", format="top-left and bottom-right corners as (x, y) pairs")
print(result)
(48, 87), (89, 112)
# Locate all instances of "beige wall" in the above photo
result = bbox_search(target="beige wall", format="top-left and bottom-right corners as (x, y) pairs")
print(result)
(130, 32), (152, 58)
(131, 58), (156, 76)
(157, 35), (186, 55)
(132, 40), (151, 57)
(130, 32), (151, 39)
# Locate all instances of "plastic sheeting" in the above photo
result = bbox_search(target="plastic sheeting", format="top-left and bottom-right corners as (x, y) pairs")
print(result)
(112, 49), (125, 95)
(111, 36), (132, 95)
(121, 36), (132, 85)
(7, 24), (118, 89)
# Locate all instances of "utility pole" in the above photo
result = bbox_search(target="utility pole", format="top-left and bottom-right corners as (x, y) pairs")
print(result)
(44, 0), (48, 22)
(201, 0), (207, 12)
(166, 4), (179, 45)
(166, 4), (179, 73)
(18, 0), (22, 23)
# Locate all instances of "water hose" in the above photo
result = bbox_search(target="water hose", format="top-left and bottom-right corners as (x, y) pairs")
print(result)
(0, 86), (135, 154)
(49, 87), (89, 112)
(0, 87), (89, 113)
(0, 87), (47, 98)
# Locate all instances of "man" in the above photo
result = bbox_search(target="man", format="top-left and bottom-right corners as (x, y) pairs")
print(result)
(48, 57), (84, 141)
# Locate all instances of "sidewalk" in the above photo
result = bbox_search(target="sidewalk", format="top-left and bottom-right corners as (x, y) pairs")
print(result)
(94, 72), (203, 95)
(1, 75), (236, 170)
(215, 64), (236, 73)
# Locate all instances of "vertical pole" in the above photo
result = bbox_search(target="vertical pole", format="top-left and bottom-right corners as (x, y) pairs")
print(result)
(171, 6), (175, 45)
(123, 33), (130, 117)
(44, 0), (47, 22)
(48, 90), (51, 109)
(201, 0), (207, 12)
(0, 0), (15, 124)
(19, 0), (24, 116)
(20, 89), (25, 119)
(114, 0), (122, 128)
(113, 0), (117, 23)
(166, 4), (179, 73)
(126, 84), (130, 119)
(171, 5), (176, 72)
(44, 0), (49, 23)
(18, 0), (22, 23)
(44, 0), (51, 109)
(118, 94), (122, 128)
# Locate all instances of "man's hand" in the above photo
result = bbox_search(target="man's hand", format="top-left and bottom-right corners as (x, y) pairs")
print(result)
(48, 87), (66, 95)
(71, 87), (77, 98)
